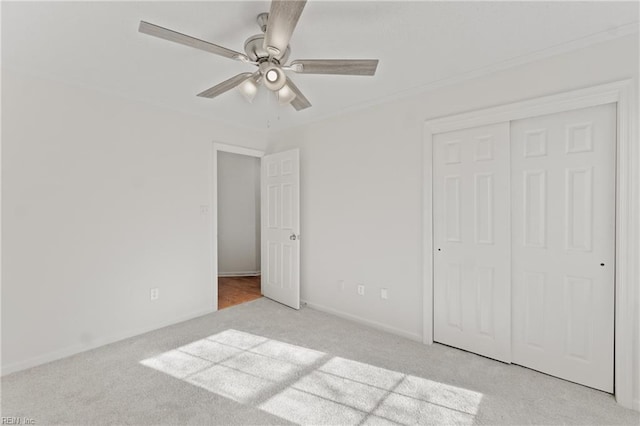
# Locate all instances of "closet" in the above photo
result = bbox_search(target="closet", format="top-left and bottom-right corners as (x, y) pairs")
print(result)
(432, 103), (616, 393)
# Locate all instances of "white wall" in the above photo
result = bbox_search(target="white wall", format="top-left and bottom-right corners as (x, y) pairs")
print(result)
(268, 35), (639, 404)
(1, 69), (267, 373)
(217, 151), (261, 275)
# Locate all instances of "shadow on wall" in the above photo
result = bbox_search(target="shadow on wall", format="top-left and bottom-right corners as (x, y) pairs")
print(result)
(140, 329), (483, 425)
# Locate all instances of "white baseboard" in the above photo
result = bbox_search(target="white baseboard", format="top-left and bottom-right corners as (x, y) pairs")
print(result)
(302, 300), (422, 342)
(218, 271), (261, 277)
(1, 307), (216, 376)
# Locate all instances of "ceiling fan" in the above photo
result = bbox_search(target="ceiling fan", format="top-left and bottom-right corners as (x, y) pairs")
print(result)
(139, 0), (379, 111)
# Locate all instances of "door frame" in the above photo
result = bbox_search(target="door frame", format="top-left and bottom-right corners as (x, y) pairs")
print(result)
(422, 79), (637, 408)
(211, 142), (265, 311)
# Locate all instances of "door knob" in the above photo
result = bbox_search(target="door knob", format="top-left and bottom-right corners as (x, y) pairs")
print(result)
(290, 234), (299, 241)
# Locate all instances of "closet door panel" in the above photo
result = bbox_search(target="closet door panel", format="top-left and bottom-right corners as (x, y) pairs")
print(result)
(433, 122), (511, 363)
(511, 103), (615, 392)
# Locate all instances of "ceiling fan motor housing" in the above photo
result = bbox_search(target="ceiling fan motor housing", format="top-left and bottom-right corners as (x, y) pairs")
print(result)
(244, 34), (291, 64)
(243, 13), (291, 64)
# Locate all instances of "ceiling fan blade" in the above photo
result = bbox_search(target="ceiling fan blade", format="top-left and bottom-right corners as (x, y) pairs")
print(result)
(289, 59), (379, 76)
(197, 73), (255, 99)
(263, 0), (307, 59)
(284, 79), (311, 111)
(139, 21), (249, 61)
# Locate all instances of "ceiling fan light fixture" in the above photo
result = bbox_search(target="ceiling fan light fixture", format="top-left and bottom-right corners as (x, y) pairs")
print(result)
(261, 65), (286, 91)
(277, 84), (297, 105)
(238, 77), (259, 103)
(266, 69), (279, 82)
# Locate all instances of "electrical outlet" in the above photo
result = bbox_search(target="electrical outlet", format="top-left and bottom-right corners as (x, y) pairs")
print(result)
(150, 287), (159, 301)
(200, 205), (210, 215)
(357, 284), (365, 296)
(381, 288), (388, 300)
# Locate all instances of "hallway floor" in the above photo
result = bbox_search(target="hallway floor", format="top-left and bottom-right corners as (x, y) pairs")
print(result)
(218, 275), (262, 309)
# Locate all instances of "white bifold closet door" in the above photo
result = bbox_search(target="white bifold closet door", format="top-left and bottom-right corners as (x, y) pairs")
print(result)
(433, 122), (512, 363)
(511, 104), (616, 392)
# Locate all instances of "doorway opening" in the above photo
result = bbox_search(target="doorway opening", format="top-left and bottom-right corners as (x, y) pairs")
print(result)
(213, 143), (264, 310)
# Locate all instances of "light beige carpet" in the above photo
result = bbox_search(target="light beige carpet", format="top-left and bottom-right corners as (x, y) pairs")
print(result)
(2, 298), (638, 425)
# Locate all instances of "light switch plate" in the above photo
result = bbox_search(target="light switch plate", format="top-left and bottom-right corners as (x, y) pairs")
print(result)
(381, 288), (388, 300)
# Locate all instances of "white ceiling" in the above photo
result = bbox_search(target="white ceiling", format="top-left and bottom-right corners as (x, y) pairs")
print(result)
(2, 1), (638, 131)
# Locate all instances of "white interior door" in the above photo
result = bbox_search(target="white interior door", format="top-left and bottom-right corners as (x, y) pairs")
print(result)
(433, 122), (512, 363)
(261, 149), (300, 309)
(511, 104), (615, 392)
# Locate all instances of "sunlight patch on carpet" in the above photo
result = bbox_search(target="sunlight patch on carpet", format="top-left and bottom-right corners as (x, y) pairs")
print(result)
(140, 329), (483, 425)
